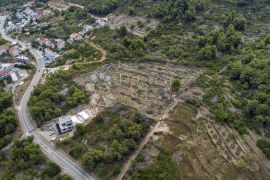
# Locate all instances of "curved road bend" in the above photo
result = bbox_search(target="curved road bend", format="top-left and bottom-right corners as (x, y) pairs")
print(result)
(0, 16), (94, 180)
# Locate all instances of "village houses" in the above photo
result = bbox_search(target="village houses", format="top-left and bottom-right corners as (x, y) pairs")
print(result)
(37, 38), (55, 49)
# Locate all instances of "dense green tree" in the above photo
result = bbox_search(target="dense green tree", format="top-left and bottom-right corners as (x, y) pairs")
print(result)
(69, 144), (85, 159)
(171, 80), (181, 92)
(117, 26), (128, 36)
(42, 162), (61, 178)
(29, 71), (87, 125)
(198, 45), (217, 60)
(132, 150), (181, 180)
(223, 11), (246, 31)
(0, 109), (17, 138)
(257, 140), (270, 159)
(82, 149), (105, 169)
(128, 7), (135, 15)
(264, 34), (270, 45)
(0, 90), (12, 112)
(87, 0), (122, 15)
(228, 61), (242, 80)
(155, 0), (203, 22)
(75, 124), (86, 137)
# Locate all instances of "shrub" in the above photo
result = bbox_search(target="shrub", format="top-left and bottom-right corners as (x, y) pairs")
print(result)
(42, 162), (61, 178)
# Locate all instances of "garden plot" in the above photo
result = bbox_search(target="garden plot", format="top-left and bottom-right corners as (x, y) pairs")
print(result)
(74, 63), (202, 120)
(107, 14), (159, 37)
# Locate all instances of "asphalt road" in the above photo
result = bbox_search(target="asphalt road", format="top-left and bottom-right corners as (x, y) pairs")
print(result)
(0, 16), (94, 180)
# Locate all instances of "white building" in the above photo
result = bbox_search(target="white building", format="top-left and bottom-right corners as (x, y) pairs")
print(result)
(70, 33), (82, 41)
(57, 116), (74, 134)
(44, 48), (59, 63)
(16, 56), (29, 64)
(81, 25), (93, 34)
(10, 71), (18, 82)
(0, 63), (14, 71)
(96, 18), (107, 28)
(55, 39), (65, 50)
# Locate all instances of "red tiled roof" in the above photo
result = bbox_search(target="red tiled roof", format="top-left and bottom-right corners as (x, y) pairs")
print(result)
(0, 70), (10, 76)
(9, 46), (18, 51)
(0, 45), (8, 50)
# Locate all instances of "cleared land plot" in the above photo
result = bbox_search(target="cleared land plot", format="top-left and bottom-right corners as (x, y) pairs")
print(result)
(126, 104), (268, 180)
(108, 14), (159, 37)
(74, 63), (202, 120)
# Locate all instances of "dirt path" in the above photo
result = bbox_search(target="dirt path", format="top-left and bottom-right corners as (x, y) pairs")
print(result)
(71, 42), (107, 65)
(67, 2), (85, 9)
(48, 41), (107, 71)
(89, 42), (107, 63)
(116, 100), (180, 180)
(116, 121), (162, 180)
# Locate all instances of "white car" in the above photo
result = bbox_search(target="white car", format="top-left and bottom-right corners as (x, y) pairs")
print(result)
(49, 131), (55, 136)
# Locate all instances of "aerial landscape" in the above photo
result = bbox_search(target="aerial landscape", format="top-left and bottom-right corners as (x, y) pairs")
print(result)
(0, 0), (269, 179)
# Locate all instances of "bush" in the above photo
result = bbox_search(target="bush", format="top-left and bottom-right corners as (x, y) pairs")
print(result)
(198, 45), (217, 60)
(42, 162), (61, 178)
(69, 145), (85, 159)
(0, 38), (8, 46)
(171, 80), (181, 92)
(264, 35), (270, 45)
(185, 98), (202, 108)
(131, 150), (181, 179)
(257, 140), (270, 159)
(75, 124), (86, 136)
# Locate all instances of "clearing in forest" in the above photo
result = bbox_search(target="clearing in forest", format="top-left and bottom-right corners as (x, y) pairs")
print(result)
(108, 14), (159, 37)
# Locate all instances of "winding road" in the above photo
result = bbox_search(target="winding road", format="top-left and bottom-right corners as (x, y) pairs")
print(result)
(0, 16), (94, 180)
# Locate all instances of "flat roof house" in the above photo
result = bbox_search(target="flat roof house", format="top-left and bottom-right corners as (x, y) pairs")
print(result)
(10, 71), (18, 83)
(0, 63), (14, 71)
(96, 18), (107, 28)
(70, 33), (82, 42)
(56, 116), (74, 134)
(55, 39), (65, 50)
(16, 56), (29, 64)
(44, 48), (59, 64)
(38, 38), (55, 49)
